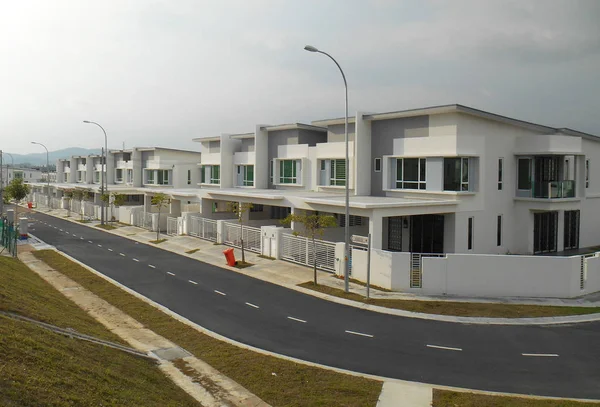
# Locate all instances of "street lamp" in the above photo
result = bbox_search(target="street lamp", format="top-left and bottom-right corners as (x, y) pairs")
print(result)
(304, 44), (350, 293)
(83, 120), (108, 225)
(31, 142), (50, 209)
(0, 151), (13, 215)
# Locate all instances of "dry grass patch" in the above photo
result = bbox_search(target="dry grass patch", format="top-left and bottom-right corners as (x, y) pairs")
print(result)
(96, 224), (117, 230)
(234, 261), (253, 269)
(186, 248), (200, 254)
(149, 239), (167, 244)
(34, 250), (382, 407)
(433, 390), (600, 406)
(298, 282), (600, 318)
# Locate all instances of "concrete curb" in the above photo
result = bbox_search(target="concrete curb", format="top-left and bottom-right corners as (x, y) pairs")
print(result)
(30, 208), (600, 326)
(47, 247), (600, 404)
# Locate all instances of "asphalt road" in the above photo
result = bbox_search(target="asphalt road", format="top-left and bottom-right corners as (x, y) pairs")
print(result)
(26, 211), (600, 399)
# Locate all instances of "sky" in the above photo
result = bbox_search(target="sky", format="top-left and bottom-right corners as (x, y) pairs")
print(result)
(1, 0), (599, 154)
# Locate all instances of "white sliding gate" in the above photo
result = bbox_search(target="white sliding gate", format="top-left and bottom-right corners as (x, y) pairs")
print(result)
(223, 222), (261, 253)
(189, 216), (218, 242)
(281, 233), (336, 272)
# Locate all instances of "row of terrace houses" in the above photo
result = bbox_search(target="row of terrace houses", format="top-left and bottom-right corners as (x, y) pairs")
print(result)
(36, 104), (600, 257)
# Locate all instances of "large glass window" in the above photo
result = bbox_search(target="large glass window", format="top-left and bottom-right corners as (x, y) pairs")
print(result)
(396, 158), (426, 189)
(115, 168), (123, 183)
(157, 170), (169, 185)
(517, 158), (531, 190)
(126, 169), (133, 183)
(210, 165), (220, 184)
(330, 159), (346, 186)
(279, 160), (297, 184)
(243, 165), (254, 186)
(146, 169), (155, 184)
(443, 157), (469, 191)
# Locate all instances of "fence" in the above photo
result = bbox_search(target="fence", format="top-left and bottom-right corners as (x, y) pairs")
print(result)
(188, 216), (217, 242)
(281, 233), (336, 272)
(223, 222), (262, 253)
(132, 211), (154, 230)
(0, 218), (18, 257)
(83, 202), (97, 220)
(166, 217), (178, 236)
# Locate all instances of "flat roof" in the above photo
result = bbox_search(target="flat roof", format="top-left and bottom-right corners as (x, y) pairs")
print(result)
(230, 132), (255, 140)
(261, 123), (327, 132)
(303, 194), (459, 209)
(192, 136), (220, 142)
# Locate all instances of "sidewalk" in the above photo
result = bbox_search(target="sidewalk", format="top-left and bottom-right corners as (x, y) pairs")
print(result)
(28, 206), (600, 320)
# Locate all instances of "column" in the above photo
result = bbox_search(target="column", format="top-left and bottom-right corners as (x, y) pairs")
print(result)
(368, 212), (383, 250)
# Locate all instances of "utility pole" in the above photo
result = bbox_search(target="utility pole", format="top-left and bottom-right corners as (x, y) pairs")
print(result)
(0, 150), (4, 216)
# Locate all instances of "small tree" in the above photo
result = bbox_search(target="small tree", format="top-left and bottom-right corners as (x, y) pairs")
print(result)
(63, 189), (74, 217)
(111, 193), (126, 222)
(281, 212), (337, 285)
(150, 193), (170, 241)
(226, 201), (253, 264)
(100, 193), (110, 222)
(5, 178), (31, 223)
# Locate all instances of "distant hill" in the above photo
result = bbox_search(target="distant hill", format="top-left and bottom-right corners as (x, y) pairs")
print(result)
(3, 148), (102, 166)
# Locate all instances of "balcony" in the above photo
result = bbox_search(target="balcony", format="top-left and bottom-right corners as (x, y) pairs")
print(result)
(516, 155), (578, 200)
(532, 180), (576, 199)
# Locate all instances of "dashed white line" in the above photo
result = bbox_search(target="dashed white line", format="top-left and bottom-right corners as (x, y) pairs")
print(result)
(345, 330), (374, 338)
(133, 258), (139, 262)
(245, 302), (260, 309)
(108, 248), (113, 252)
(522, 353), (559, 357)
(80, 237), (84, 240)
(97, 244), (102, 247)
(88, 240), (93, 243)
(188, 280), (198, 285)
(287, 316), (307, 323)
(214, 290), (226, 296)
(427, 344), (462, 352)
(119, 253), (126, 257)
(59, 229), (63, 232)
(167, 272), (175, 276)
(149, 265), (156, 269)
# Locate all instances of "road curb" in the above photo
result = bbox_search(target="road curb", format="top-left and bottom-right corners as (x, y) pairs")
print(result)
(30, 208), (600, 326)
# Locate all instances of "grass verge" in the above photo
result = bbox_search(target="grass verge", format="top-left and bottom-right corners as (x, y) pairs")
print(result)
(234, 261), (253, 269)
(77, 219), (91, 223)
(433, 390), (600, 406)
(186, 248), (200, 254)
(149, 239), (167, 244)
(298, 282), (600, 318)
(34, 250), (382, 407)
(96, 224), (117, 230)
(257, 254), (276, 260)
(0, 256), (198, 406)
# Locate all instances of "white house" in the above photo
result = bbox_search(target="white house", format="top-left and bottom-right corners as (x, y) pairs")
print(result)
(1, 166), (44, 187)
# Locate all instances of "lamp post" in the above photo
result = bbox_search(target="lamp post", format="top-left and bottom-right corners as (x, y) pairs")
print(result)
(0, 152), (15, 216)
(31, 142), (50, 209)
(83, 121), (108, 225)
(304, 44), (350, 293)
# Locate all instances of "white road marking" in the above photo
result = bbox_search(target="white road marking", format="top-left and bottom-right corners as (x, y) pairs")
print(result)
(88, 240), (93, 243)
(133, 258), (139, 262)
(214, 290), (226, 296)
(427, 344), (463, 352)
(80, 237), (84, 240)
(188, 280), (198, 285)
(167, 272), (175, 276)
(59, 229), (63, 231)
(287, 316), (307, 323)
(119, 253), (126, 257)
(97, 244), (102, 247)
(135, 242), (139, 245)
(522, 353), (559, 357)
(65, 232), (69, 235)
(245, 302), (260, 309)
(148, 265), (156, 269)
(108, 248), (113, 252)
(345, 330), (374, 338)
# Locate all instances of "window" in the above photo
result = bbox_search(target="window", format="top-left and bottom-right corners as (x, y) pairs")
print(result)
(250, 204), (264, 212)
(94, 171), (100, 183)
(210, 165), (220, 184)
(443, 158), (469, 191)
(497, 215), (502, 247)
(187, 169), (191, 185)
(115, 169), (123, 183)
(270, 161), (274, 183)
(586, 159), (590, 188)
(517, 158), (531, 190)
(146, 169), (155, 184)
(330, 159), (346, 186)
(374, 157), (381, 172)
(497, 158), (503, 190)
(396, 158), (426, 189)
(279, 160), (297, 184)
(126, 169), (133, 183)
(157, 170), (170, 185)
(335, 214), (363, 227)
(242, 165), (254, 186)
(467, 217), (474, 250)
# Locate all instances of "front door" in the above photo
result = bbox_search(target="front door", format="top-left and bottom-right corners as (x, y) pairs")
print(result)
(533, 211), (558, 253)
(564, 210), (580, 250)
(410, 214), (444, 253)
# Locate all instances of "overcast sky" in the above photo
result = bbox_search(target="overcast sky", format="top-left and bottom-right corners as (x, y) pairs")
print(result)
(1, 0), (599, 154)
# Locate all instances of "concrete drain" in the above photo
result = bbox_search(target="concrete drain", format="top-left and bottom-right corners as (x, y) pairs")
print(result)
(151, 346), (192, 361)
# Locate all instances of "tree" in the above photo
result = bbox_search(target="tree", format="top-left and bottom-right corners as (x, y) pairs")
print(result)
(226, 201), (253, 264)
(71, 188), (90, 220)
(281, 212), (337, 285)
(5, 178), (31, 223)
(111, 193), (126, 222)
(63, 189), (74, 217)
(150, 193), (170, 241)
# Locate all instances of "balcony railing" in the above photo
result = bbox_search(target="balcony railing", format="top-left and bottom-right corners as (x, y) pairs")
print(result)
(532, 180), (576, 199)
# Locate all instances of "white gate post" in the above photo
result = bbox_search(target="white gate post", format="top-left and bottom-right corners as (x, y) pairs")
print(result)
(216, 220), (225, 244)
(335, 242), (346, 278)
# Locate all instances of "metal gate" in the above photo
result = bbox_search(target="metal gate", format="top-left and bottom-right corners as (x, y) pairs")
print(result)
(189, 216), (218, 241)
(166, 217), (178, 236)
(281, 233), (336, 272)
(133, 211), (154, 230)
(223, 222), (261, 253)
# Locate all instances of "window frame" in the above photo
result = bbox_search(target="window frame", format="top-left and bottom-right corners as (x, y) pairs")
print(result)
(467, 216), (474, 251)
(443, 157), (470, 192)
(329, 159), (346, 186)
(374, 157), (382, 172)
(115, 168), (123, 183)
(517, 157), (532, 190)
(242, 165), (254, 187)
(497, 214), (502, 247)
(187, 169), (191, 185)
(210, 165), (220, 185)
(497, 158), (503, 190)
(395, 157), (426, 190)
(279, 160), (298, 184)
(586, 159), (590, 188)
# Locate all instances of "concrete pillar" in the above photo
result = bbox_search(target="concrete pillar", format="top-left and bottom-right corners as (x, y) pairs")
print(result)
(85, 157), (93, 184)
(144, 194), (152, 212)
(557, 210), (565, 251)
(132, 148), (143, 187)
(106, 151), (115, 186)
(240, 202), (250, 223)
(6, 209), (14, 223)
(170, 199), (181, 217)
(335, 242), (346, 278)
(261, 226), (283, 259)
(200, 198), (213, 215)
(19, 217), (28, 237)
(216, 219), (225, 243)
(369, 213), (383, 250)
(70, 157), (77, 184)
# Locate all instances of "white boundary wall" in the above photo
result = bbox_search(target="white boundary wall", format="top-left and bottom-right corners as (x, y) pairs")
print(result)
(351, 248), (600, 298)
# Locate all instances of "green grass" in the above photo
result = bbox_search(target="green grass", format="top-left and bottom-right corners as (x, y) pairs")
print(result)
(77, 219), (92, 223)
(96, 224), (117, 230)
(298, 282), (600, 318)
(433, 390), (600, 406)
(234, 261), (253, 269)
(34, 250), (382, 407)
(186, 248), (201, 254)
(149, 238), (167, 244)
(0, 256), (199, 406)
